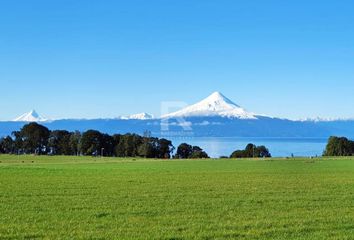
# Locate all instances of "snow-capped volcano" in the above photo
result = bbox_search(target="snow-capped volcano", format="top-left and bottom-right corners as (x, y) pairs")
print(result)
(162, 92), (257, 119)
(13, 110), (48, 122)
(121, 113), (154, 120)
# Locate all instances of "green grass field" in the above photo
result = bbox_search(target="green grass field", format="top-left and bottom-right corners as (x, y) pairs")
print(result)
(0, 155), (353, 239)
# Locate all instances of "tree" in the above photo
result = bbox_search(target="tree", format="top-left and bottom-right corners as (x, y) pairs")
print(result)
(175, 143), (193, 159)
(245, 143), (256, 157)
(101, 134), (115, 156)
(12, 131), (24, 154)
(69, 131), (81, 156)
(115, 134), (143, 157)
(230, 144), (271, 158)
(138, 141), (155, 158)
(174, 143), (209, 159)
(255, 145), (271, 158)
(323, 136), (354, 156)
(190, 146), (209, 159)
(230, 150), (245, 158)
(112, 134), (121, 157)
(0, 136), (14, 154)
(157, 138), (174, 159)
(48, 130), (72, 155)
(80, 130), (104, 156)
(17, 123), (50, 154)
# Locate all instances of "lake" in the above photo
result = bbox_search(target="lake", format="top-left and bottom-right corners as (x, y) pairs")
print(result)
(170, 137), (328, 158)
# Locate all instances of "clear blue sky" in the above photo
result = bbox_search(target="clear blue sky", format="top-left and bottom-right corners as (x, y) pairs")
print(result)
(1, 0), (353, 120)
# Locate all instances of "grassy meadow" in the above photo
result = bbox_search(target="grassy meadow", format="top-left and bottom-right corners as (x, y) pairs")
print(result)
(0, 155), (353, 239)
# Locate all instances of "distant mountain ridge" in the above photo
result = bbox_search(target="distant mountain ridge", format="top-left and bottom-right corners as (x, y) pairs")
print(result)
(10, 92), (351, 123)
(3, 92), (354, 138)
(119, 113), (154, 120)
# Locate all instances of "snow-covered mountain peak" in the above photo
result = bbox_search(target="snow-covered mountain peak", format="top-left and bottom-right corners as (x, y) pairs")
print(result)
(13, 110), (48, 122)
(162, 92), (257, 119)
(203, 91), (240, 107)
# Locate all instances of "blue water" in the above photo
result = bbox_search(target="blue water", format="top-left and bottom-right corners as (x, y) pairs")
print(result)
(170, 137), (328, 158)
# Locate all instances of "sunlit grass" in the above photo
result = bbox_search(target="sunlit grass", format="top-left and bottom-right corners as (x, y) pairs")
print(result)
(0, 155), (353, 239)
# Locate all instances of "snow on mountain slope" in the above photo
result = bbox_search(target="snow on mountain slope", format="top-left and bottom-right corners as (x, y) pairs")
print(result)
(162, 92), (257, 119)
(121, 113), (154, 120)
(13, 110), (48, 122)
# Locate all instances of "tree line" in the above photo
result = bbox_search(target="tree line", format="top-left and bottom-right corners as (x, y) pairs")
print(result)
(0, 123), (212, 159)
(0, 122), (278, 159)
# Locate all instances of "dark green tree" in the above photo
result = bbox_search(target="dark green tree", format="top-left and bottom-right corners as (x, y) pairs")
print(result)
(230, 150), (246, 158)
(17, 123), (50, 154)
(138, 141), (155, 158)
(175, 143), (193, 159)
(48, 130), (72, 155)
(174, 143), (209, 159)
(69, 131), (81, 156)
(323, 136), (354, 156)
(255, 145), (271, 158)
(245, 143), (256, 157)
(190, 146), (209, 159)
(115, 134), (143, 157)
(101, 134), (115, 156)
(157, 138), (174, 159)
(230, 144), (271, 158)
(80, 130), (104, 156)
(12, 131), (24, 154)
(0, 136), (15, 154)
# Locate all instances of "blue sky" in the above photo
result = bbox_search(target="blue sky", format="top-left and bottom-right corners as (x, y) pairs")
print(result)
(1, 0), (353, 120)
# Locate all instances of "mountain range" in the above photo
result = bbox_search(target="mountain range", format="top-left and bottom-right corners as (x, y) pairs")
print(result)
(2, 92), (354, 138)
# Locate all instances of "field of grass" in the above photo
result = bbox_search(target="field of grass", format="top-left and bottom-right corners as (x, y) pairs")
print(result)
(0, 155), (354, 239)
